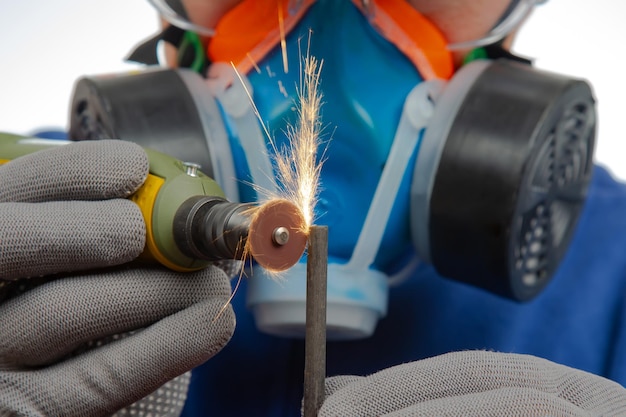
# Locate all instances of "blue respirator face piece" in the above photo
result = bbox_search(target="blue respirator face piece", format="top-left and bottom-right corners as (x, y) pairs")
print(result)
(237, 1), (428, 339)
(69, 1), (596, 340)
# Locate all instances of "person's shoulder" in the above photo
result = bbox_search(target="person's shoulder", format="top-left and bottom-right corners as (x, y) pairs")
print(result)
(568, 163), (626, 261)
(590, 164), (626, 194)
(585, 164), (626, 216)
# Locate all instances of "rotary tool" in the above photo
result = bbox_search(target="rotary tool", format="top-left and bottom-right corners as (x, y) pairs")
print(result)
(0, 132), (307, 273)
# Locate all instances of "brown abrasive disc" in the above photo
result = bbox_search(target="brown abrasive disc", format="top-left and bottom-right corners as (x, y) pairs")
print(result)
(247, 199), (308, 272)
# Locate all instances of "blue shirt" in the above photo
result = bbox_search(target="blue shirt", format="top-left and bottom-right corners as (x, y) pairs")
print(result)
(182, 164), (626, 416)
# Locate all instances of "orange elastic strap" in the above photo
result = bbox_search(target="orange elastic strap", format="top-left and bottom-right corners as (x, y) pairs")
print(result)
(209, 0), (453, 80)
(351, 0), (453, 80)
(209, 0), (316, 74)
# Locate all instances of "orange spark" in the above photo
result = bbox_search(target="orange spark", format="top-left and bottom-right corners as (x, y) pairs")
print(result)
(246, 52), (262, 74)
(273, 54), (324, 229)
(278, 1), (289, 74)
(213, 45), (325, 315)
(231, 52), (325, 231)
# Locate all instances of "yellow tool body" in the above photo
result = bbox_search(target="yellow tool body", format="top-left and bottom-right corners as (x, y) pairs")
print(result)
(130, 147), (226, 271)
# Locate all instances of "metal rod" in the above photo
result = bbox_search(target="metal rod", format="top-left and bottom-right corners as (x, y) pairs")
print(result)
(303, 225), (328, 417)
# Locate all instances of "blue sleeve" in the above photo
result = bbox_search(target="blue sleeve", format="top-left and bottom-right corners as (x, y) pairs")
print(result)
(606, 280), (626, 385)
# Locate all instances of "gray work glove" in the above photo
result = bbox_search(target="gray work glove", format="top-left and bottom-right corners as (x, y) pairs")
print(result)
(0, 140), (235, 417)
(321, 350), (626, 416)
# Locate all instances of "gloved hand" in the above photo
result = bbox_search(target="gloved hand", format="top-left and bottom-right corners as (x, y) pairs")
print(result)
(0, 139), (148, 280)
(0, 140), (235, 417)
(321, 350), (626, 417)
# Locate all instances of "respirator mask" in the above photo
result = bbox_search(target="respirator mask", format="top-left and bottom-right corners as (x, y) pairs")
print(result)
(69, 0), (596, 340)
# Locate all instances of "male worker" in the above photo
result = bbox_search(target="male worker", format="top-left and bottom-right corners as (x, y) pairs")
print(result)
(1, 0), (626, 416)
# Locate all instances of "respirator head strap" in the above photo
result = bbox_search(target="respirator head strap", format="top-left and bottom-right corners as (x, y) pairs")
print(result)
(464, 38), (533, 66)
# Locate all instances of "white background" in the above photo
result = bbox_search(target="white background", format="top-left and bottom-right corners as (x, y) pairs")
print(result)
(0, 0), (625, 178)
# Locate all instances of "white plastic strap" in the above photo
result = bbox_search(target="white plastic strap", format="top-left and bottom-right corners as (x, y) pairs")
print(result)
(343, 80), (444, 273)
